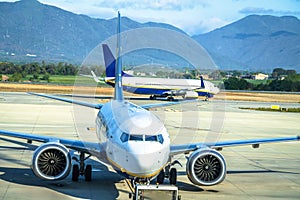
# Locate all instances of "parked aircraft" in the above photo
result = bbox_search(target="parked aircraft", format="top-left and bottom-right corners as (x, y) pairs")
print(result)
(0, 13), (299, 190)
(90, 44), (219, 101)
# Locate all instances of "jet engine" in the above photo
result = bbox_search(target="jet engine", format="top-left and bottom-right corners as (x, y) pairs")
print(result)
(186, 149), (226, 186)
(185, 91), (198, 99)
(32, 142), (71, 180)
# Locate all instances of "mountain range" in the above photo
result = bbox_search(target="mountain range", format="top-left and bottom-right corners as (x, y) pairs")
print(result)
(0, 0), (299, 72)
(193, 15), (300, 72)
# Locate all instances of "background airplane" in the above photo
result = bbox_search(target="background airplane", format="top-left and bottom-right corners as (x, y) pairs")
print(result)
(0, 12), (299, 192)
(90, 44), (220, 101)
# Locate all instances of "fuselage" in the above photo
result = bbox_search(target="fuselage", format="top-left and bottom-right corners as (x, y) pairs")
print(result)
(106, 76), (219, 97)
(95, 100), (170, 179)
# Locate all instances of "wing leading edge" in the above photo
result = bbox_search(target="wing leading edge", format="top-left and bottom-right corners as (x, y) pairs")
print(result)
(0, 129), (101, 154)
(28, 90), (197, 110)
(28, 92), (103, 109)
(170, 135), (300, 155)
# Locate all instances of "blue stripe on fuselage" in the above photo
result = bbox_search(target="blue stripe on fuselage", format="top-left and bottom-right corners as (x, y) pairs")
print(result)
(123, 85), (214, 97)
(123, 85), (168, 95)
(196, 91), (214, 98)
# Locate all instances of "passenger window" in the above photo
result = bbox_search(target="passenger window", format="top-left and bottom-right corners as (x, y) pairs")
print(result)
(129, 135), (143, 141)
(120, 132), (129, 142)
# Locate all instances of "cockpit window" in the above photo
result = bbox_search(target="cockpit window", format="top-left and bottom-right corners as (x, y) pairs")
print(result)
(145, 134), (164, 144)
(145, 135), (157, 141)
(120, 132), (129, 142)
(129, 134), (143, 141)
(157, 134), (164, 144)
(121, 133), (164, 143)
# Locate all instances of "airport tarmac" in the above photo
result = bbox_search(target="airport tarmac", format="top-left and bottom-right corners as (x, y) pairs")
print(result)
(0, 92), (299, 200)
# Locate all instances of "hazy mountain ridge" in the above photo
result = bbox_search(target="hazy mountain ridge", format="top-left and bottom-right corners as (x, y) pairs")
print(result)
(0, 0), (299, 72)
(193, 15), (300, 71)
(0, 0), (184, 64)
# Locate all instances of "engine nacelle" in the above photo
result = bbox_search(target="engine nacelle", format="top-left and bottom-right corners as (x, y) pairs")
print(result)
(32, 142), (71, 180)
(186, 149), (226, 186)
(185, 91), (198, 99)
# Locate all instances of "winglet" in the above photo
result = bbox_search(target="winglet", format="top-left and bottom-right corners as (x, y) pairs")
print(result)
(91, 71), (101, 83)
(102, 44), (116, 78)
(200, 76), (205, 88)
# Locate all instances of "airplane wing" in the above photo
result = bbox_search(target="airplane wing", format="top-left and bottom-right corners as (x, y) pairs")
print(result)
(28, 92), (103, 109)
(79, 71), (106, 83)
(170, 136), (300, 155)
(0, 93), (107, 166)
(141, 99), (199, 109)
(79, 71), (105, 83)
(90, 71), (106, 83)
(0, 129), (101, 154)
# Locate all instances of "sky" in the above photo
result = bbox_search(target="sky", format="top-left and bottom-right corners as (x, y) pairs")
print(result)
(1, 0), (300, 35)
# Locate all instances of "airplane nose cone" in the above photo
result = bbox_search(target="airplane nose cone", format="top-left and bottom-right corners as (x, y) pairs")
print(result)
(134, 153), (161, 172)
(126, 143), (169, 177)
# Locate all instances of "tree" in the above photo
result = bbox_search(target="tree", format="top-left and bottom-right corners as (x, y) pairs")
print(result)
(10, 73), (22, 82)
(224, 77), (240, 90)
(33, 73), (39, 81)
(41, 73), (50, 82)
(45, 63), (56, 74)
(286, 70), (296, 76)
(224, 77), (252, 90)
(209, 70), (223, 80)
(272, 68), (286, 78)
(156, 71), (166, 78)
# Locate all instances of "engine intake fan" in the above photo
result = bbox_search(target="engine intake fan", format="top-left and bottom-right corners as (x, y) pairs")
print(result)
(186, 149), (226, 186)
(32, 142), (71, 180)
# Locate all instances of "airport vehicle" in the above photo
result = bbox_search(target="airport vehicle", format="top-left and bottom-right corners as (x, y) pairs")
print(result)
(90, 44), (219, 101)
(0, 13), (299, 191)
(134, 184), (180, 200)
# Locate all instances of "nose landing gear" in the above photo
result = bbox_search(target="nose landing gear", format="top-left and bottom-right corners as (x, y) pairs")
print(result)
(72, 152), (92, 182)
(156, 167), (177, 185)
(156, 160), (182, 185)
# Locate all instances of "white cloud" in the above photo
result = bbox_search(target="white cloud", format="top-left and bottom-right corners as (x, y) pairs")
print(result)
(240, 7), (300, 16)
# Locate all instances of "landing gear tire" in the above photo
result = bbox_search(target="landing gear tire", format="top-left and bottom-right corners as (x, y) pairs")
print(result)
(167, 96), (174, 101)
(150, 95), (156, 100)
(157, 170), (165, 184)
(205, 95), (209, 101)
(169, 168), (177, 185)
(85, 164), (92, 182)
(72, 164), (79, 182)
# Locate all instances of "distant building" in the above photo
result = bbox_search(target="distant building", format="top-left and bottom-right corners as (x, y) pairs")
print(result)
(240, 74), (253, 79)
(278, 75), (286, 80)
(1, 75), (9, 82)
(201, 74), (210, 80)
(253, 73), (269, 80)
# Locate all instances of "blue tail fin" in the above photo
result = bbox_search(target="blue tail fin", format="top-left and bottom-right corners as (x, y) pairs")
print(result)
(102, 43), (132, 78)
(200, 76), (205, 88)
(102, 44), (116, 78)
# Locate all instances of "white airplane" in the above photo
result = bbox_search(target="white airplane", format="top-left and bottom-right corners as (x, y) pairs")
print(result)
(0, 13), (299, 190)
(90, 44), (219, 101)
